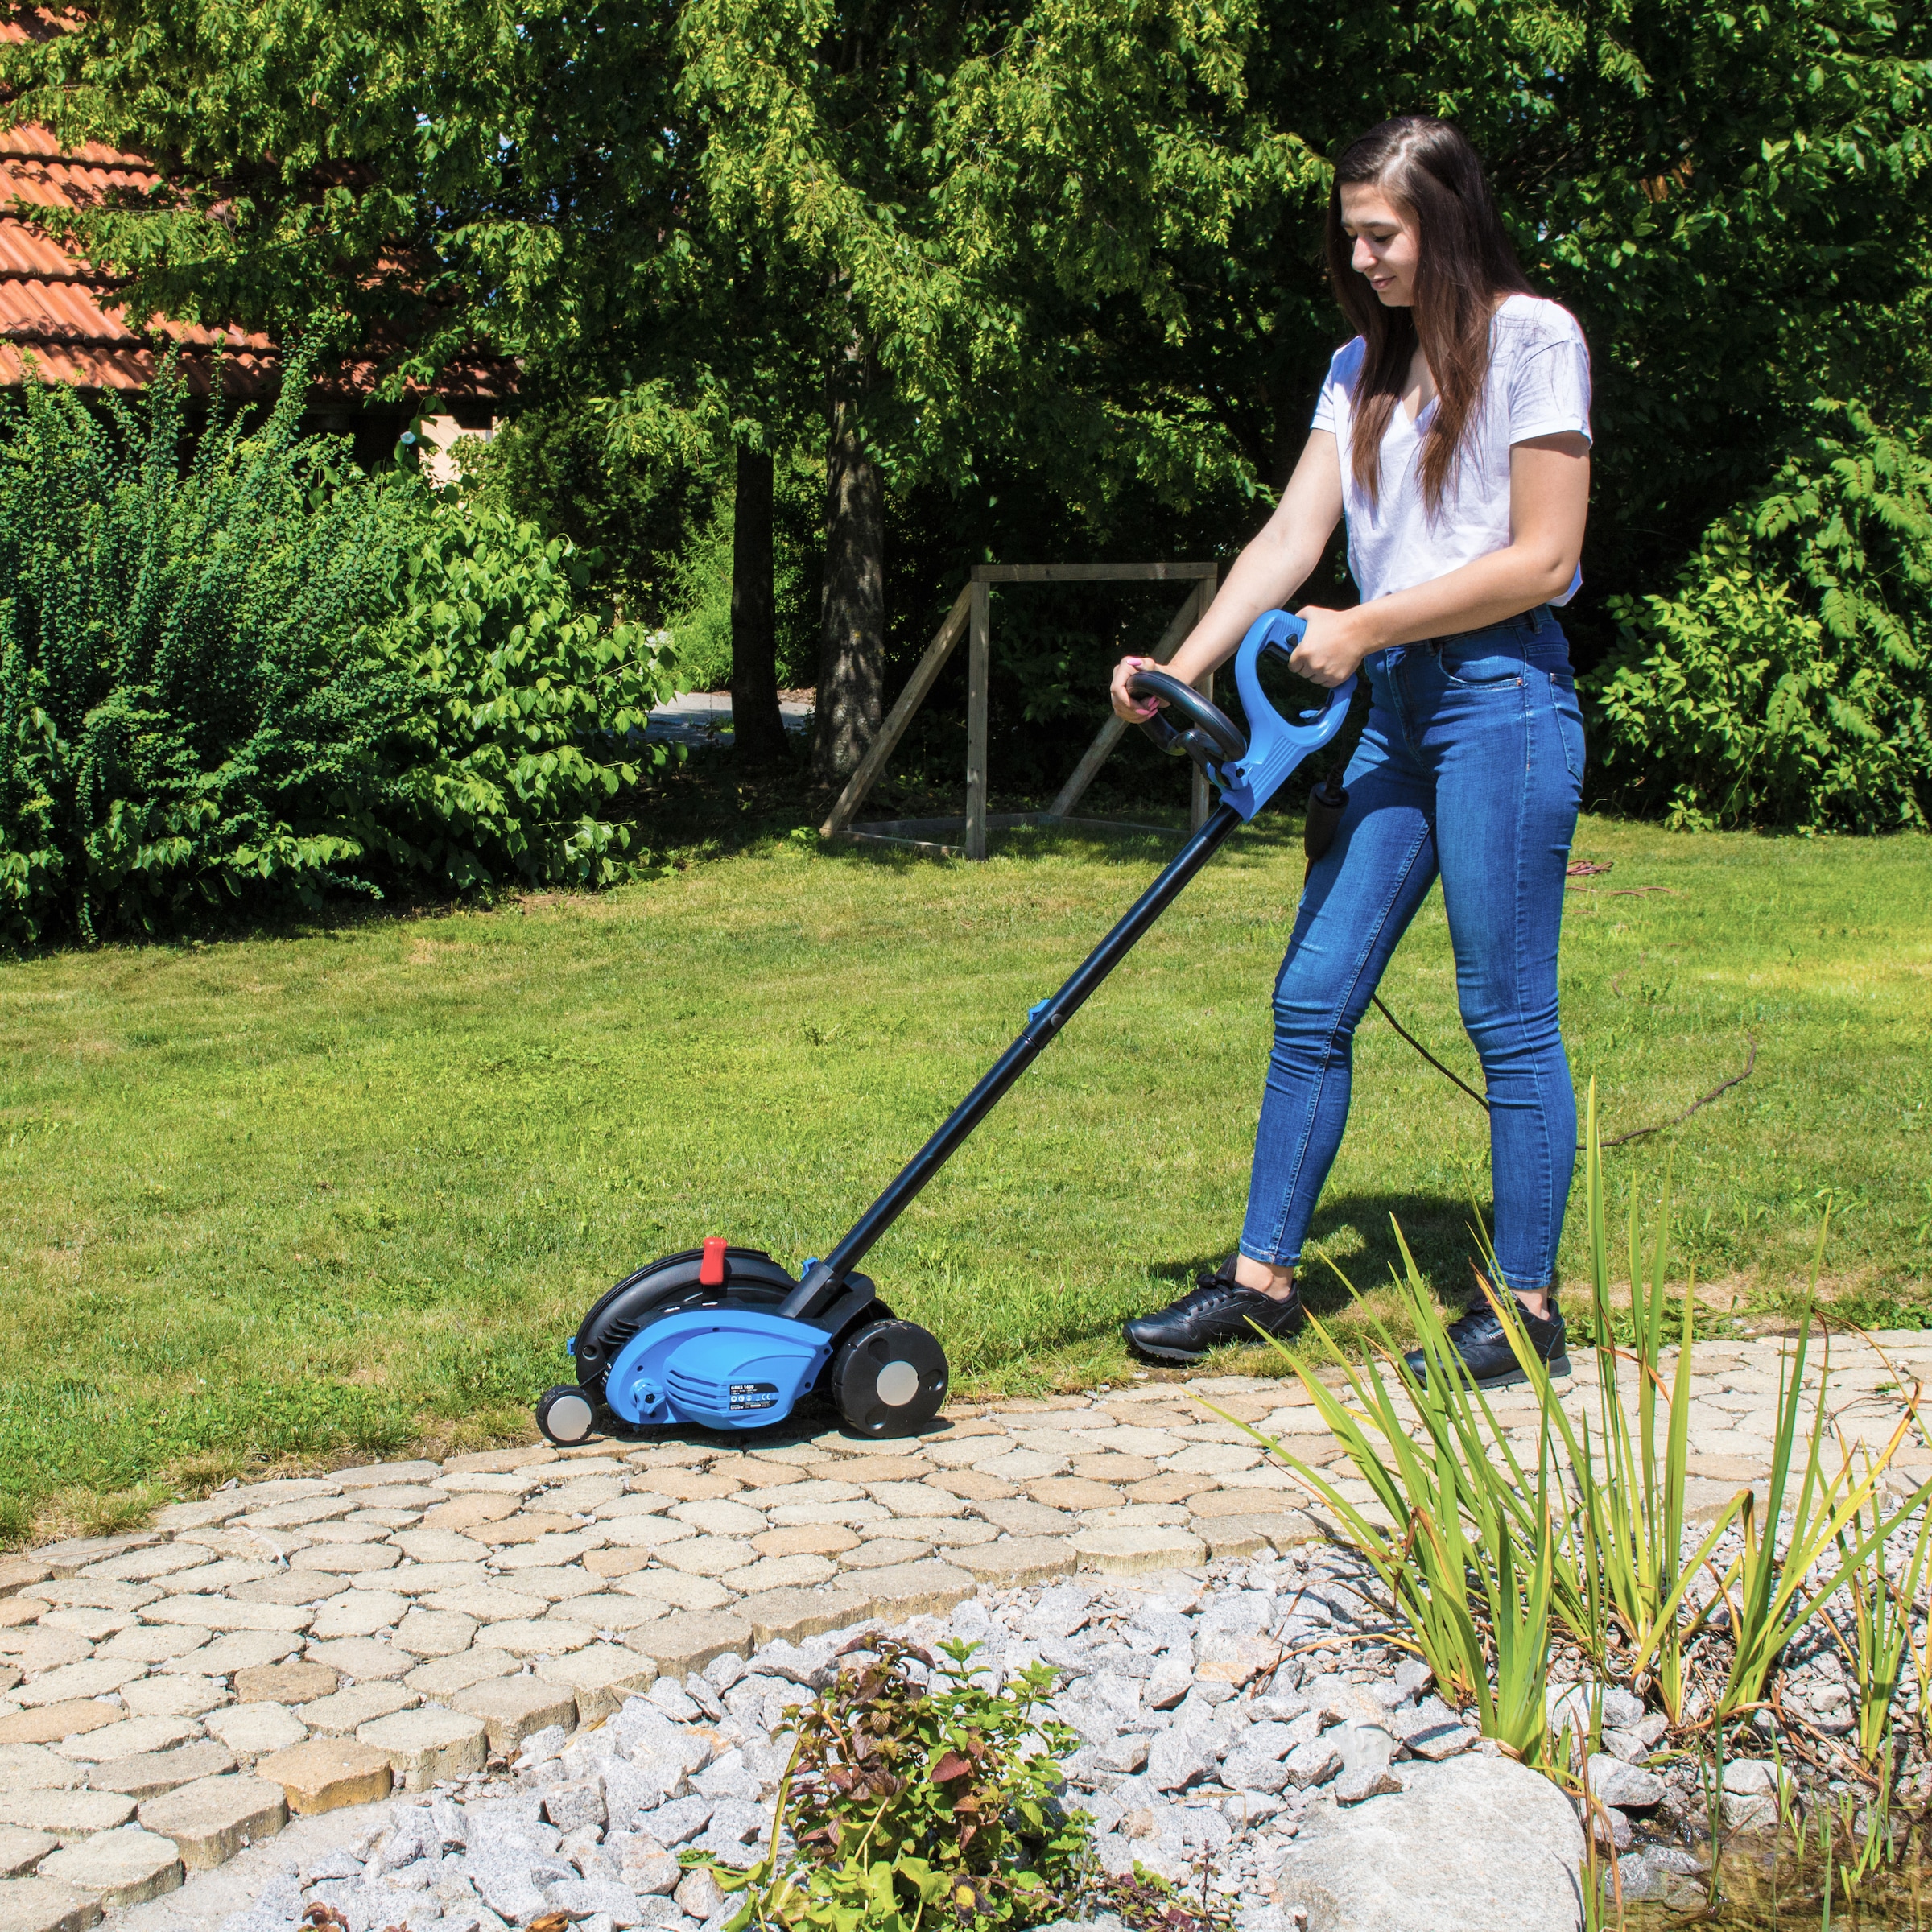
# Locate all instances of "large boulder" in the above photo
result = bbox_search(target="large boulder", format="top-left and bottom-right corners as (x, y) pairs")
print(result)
(1272, 1752), (1585, 1932)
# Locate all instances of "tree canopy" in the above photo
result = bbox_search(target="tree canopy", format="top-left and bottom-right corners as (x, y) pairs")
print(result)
(4, 0), (1929, 820)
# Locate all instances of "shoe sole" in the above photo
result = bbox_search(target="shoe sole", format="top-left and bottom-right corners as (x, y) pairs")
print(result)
(1123, 1323), (1307, 1367)
(1466, 1351), (1572, 1390)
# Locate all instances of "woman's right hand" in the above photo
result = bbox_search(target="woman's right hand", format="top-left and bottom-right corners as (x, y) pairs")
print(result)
(1110, 654), (1161, 723)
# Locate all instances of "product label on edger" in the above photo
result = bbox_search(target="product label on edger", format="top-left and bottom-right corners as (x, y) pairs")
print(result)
(729, 1383), (779, 1410)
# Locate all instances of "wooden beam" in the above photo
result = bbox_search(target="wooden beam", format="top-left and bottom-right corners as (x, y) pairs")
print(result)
(1047, 579), (1207, 819)
(964, 578), (991, 861)
(971, 562), (1216, 584)
(819, 584), (973, 837)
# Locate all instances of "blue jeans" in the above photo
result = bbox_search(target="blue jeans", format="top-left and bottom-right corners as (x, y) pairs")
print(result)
(1238, 605), (1587, 1296)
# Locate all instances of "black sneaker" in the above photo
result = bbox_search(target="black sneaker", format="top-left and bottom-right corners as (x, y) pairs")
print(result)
(1402, 1294), (1570, 1390)
(1123, 1261), (1307, 1364)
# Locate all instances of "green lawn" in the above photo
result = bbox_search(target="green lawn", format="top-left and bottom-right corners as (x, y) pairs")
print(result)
(2, 803), (1927, 1539)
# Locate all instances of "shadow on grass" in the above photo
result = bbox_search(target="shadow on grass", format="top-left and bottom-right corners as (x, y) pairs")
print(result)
(1141, 1190), (1490, 1319)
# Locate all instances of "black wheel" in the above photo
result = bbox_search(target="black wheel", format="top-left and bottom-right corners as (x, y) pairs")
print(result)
(536, 1384), (597, 1446)
(832, 1320), (948, 1438)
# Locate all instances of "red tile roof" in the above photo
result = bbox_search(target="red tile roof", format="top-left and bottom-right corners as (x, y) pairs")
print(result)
(0, 103), (508, 401)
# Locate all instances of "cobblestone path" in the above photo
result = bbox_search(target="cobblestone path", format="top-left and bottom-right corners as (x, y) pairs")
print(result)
(4, 1332), (1929, 1931)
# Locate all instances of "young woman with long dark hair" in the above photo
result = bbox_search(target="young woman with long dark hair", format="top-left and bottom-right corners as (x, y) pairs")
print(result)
(1113, 116), (1591, 1385)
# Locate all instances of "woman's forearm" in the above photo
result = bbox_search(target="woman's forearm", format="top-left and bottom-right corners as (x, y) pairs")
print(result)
(1343, 541), (1575, 652)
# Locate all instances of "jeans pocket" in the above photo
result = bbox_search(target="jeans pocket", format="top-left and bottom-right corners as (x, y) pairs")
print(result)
(1554, 677), (1586, 784)
(1441, 647), (1525, 688)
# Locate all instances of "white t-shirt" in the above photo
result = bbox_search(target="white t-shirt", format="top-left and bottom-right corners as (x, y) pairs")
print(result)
(1311, 292), (1592, 606)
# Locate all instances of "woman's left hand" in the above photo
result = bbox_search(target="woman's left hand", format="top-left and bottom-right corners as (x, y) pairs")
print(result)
(1289, 606), (1373, 687)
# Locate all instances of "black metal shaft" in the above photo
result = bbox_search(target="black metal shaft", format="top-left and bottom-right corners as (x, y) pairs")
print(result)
(779, 803), (1245, 1319)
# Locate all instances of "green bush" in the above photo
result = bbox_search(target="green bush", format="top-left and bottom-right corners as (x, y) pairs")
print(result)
(1587, 402), (1932, 832)
(0, 364), (679, 946)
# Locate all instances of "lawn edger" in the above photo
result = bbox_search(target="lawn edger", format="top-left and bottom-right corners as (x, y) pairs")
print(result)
(535, 610), (1354, 1447)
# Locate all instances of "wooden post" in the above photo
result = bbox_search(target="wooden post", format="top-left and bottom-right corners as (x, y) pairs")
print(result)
(965, 578), (991, 860)
(820, 584), (973, 837)
(1048, 579), (1207, 820)
(1189, 565), (1220, 832)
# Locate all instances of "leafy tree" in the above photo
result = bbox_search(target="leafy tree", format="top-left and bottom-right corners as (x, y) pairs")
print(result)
(1587, 400), (1932, 830)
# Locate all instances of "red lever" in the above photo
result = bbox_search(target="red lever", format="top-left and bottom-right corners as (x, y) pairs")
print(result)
(699, 1236), (728, 1287)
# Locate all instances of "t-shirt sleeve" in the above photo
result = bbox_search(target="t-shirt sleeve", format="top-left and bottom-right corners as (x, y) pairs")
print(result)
(1310, 340), (1362, 436)
(1507, 320), (1592, 445)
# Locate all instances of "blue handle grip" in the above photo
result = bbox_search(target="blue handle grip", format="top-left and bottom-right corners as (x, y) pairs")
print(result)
(1210, 612), (1355, 822)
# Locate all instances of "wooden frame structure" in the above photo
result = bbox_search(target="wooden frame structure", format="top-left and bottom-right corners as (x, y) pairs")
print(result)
(819, 562), (1220, 860)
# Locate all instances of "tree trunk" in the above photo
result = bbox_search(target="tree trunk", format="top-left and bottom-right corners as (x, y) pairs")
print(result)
(811, 401), (885, 784)
(729, 444), (788, 765)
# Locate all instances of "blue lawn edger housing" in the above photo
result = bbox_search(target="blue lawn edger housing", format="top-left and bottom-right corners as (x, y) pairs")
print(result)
(536, 611), (1353, 1447)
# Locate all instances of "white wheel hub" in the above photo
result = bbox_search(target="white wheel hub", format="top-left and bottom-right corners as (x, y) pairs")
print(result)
(875, 1360), (920, 1408)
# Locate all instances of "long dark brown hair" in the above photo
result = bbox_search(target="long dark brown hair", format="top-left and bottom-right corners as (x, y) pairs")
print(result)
(1325, 117), (1535, 513)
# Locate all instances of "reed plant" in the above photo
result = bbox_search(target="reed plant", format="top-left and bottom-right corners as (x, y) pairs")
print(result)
(1701, 1224), (1930, 1721)
(1219, 1224), (1562, 1757)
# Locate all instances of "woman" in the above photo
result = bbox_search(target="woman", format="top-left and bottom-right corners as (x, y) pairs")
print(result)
(1113, 115), (1590, 1387)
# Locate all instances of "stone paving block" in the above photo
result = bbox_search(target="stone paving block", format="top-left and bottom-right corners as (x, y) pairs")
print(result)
(2, 1636), (91, 1677)
(0, 1746), (80, 1792)
(720, 1556), (836, 1596)
(300, 1639), (413, 1682)
(502, 1568), (599, 1604)
(403, 1649), (519, 1701)
(951, 1538), (1077, 1588)
(380, 1564), (490, 1599)
(331, 1462), (444, 1488)
(562, 1594), (667, 1631)
(118, 1679), (228, 1720)
(0, 1876), (102, 1932)
(201, 1703), (307, 1763)
(0, 1827), (56, 1879)
(1026, 1478), (1124, 1511)
(84, 1741), (235, 1800)
(297, 1685), (418, 1737)
(226, 1575), (347, 1610)
(238, 1499), (355, 1531)
(1072, 1527), (1207, 1575)
(485, 1621), (592, 1659)
(449, 1678), (579, 1755)
(667, 1501), (766, 1538)
(35, 1827), (181, 1907)
(975, 1500), (1077, 1538)
(391, 1530), (492, 1566)
(767, 1500), (890, 1530)
(884, 1516), (997, 1547)
(0, 1794), (135, 1844)
(842, 1563), (975, 1620)
(308, 1592), (407, 1640)
(921, 1469), (1017, 1501)
(134, 1774), (286, 1870)
(737, 1588), (874, 1649)
(253, 1740), (392, 1816)
(92, 1627), (208, 1667)
(654, 1538), (757, 1578)
(0, 1567), (55, 1604)
(178, 1633), (303, 1676)
(534, 1645), (659, 1724)
(235, 1662), (337, 1705)
(1191, 1511), (1320, 1555)
(139, 1599), (310, 1635)
(9, 1667), (147, 1712)
(750, 1525), (858, 1560)
(390, 1611), (476, 1658)
(355, 1707), (486, 1791)
(836, 1538), (933, 1571)
(482, 1513), (576, 1547)
(29, 1540), (162, 1581)
(444, 1447), (557, 1476)
(420, 1495), (519, 1532)
(613, 1574), (734, 1613)
(422, 1586), (547, 1623)
(621, 1612), (752, 1678)
(865, 1483), (967, 1519)
(50, 1718), (197, 1765)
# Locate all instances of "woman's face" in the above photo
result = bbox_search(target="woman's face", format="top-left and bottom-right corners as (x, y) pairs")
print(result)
(1340, 181), (1420, 307)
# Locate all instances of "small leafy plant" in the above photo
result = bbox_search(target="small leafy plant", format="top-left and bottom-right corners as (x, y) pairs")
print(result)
(702, 1635), (1092, 1932)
